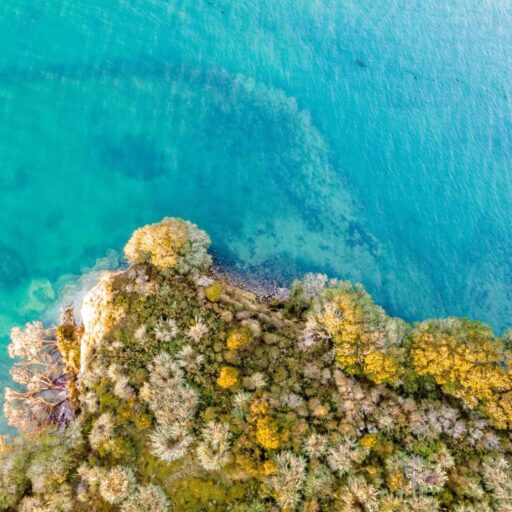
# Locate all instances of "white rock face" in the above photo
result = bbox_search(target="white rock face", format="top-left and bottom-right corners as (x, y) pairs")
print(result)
(79, 271), (118, 374)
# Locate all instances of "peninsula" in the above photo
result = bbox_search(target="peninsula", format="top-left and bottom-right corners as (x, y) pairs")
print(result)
(1, 218), (511, 511)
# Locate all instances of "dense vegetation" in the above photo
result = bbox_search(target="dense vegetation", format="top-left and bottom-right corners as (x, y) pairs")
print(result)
(1, 217), (512, 511)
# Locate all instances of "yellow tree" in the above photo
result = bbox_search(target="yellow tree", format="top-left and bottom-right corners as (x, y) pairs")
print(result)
(124, 217), (212, 274)
(411, 319), (512, 428)
(313, 282), (406, 385)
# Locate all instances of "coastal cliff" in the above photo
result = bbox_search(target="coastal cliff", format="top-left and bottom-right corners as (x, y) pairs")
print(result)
(1, 218), (512, 511)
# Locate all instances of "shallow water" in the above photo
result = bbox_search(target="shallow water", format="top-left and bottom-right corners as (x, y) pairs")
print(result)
(0, 1), (511, 430)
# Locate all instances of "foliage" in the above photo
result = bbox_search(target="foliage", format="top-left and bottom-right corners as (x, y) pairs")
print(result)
(124, 217), (212, 274)
(410, 319), (512, 428)
(4, 311), (76, 431)
(205, 281), (223, 302)
(217, 366), (240, 389)
(255, 416), (280, 450)
(310, 282), (406, 385)
(226, 327), (253, 350)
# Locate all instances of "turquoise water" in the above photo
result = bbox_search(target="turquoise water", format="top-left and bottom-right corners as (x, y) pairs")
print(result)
(1, 1), (512, 427)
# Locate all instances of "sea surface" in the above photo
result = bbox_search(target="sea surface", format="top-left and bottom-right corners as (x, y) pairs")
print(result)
(0, 1), (511, 430)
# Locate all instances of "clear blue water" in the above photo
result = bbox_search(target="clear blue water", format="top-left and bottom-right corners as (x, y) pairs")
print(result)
(1, 1), (511, 429)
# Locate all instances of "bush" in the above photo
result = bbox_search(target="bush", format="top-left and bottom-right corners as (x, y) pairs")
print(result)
(124, 217), (212, 274)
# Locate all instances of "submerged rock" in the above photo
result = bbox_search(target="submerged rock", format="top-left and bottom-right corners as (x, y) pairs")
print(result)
(0, 244), (26, 288)
(99, 134), (167, 180)
(20, 278), (56, 314)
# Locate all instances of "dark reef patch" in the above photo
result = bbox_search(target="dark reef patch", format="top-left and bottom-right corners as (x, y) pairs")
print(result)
(99, 133), (167, 180)
(0, 244), (26, 288)
(346, 220), (379, 253)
